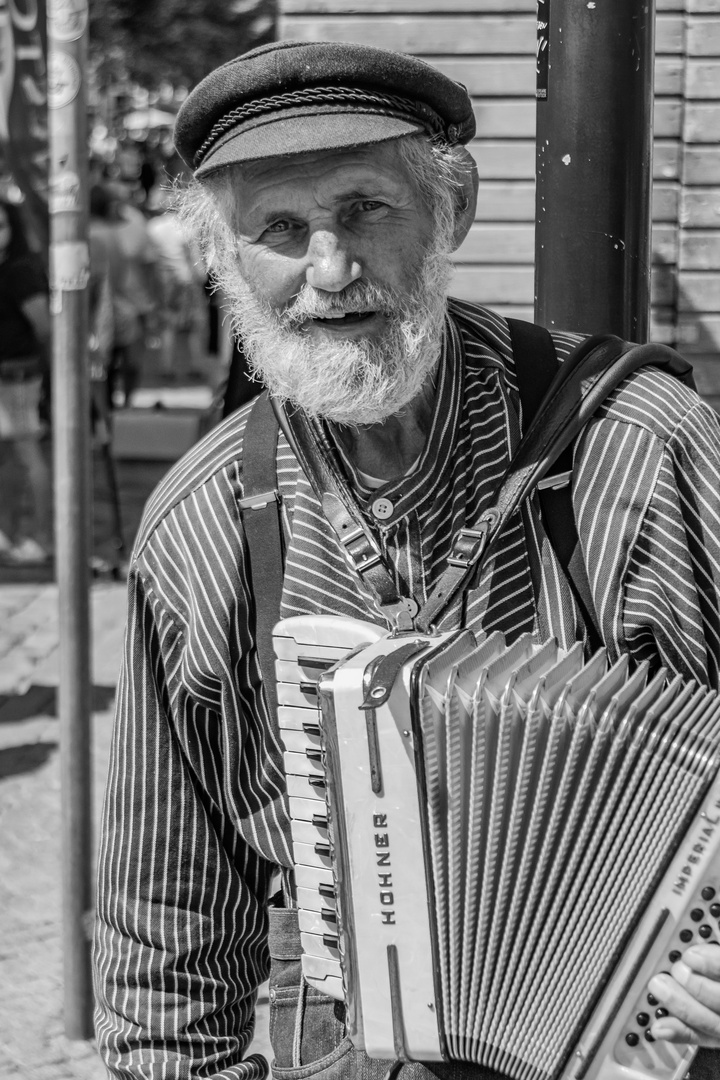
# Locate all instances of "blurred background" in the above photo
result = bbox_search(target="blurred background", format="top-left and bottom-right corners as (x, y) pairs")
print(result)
(0, 0), (277, 583)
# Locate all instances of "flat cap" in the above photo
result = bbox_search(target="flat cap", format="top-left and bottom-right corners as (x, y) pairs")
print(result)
(174, 40), (475, 178)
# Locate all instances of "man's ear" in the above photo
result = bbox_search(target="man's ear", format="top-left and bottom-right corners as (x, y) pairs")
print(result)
(450, 146), (479, 252)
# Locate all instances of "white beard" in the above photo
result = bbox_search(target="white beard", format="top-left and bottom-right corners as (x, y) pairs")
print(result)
(214, 238), (454, 426)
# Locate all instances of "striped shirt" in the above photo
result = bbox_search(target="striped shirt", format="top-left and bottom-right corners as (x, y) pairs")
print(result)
(94, 301), (720, 1077)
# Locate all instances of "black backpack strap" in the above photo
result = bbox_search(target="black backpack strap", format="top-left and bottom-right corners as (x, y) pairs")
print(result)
(507, 319), (601, 650)
(240, 390), (284, 726)
(508, 318), (559, 425)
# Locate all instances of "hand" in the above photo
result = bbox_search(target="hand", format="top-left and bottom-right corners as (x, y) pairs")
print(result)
(647, 945), (720, 1047)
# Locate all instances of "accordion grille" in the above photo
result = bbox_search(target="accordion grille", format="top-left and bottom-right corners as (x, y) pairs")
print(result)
(419, 665), (719, 1079)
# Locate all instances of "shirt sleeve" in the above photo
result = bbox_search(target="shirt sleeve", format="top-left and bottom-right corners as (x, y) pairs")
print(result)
(622, 397), (720, 688)
(93, 562), (276, 1079)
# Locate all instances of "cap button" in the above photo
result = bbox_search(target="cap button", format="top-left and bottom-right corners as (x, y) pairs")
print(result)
(371, 497), (394, 521)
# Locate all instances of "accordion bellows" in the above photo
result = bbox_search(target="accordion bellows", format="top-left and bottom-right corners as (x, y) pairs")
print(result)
(273, 615), (720, 1080)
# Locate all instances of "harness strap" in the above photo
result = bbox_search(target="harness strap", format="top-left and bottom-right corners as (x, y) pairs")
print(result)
(274, 401), (418, 630)
(508, 318), (602, 651)
(240, 391), (284, 726)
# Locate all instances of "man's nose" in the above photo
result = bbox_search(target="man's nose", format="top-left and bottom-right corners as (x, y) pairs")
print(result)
(305, 229), (362, 293)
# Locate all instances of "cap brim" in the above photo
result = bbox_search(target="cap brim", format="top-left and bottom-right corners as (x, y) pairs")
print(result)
(192, 109), (425, 177)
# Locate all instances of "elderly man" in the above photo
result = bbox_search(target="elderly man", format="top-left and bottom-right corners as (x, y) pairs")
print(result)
(94, 41), (720, 1079)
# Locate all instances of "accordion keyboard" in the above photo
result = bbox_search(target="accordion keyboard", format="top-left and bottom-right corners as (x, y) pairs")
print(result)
(273, 614), (387, 1001)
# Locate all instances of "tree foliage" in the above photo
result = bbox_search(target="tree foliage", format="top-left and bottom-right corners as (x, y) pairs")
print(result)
(89, 0), (276, 91)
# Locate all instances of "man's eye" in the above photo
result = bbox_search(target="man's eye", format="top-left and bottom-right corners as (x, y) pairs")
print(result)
(265, 220), (292, 234)
(358, 200), (384, 212)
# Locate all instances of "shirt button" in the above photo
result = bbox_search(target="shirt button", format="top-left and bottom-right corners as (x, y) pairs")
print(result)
(371, 497), (394, 521)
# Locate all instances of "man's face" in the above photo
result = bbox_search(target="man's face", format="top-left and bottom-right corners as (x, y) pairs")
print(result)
(211, 138), (454, 425)
(232, 140), (436, 338)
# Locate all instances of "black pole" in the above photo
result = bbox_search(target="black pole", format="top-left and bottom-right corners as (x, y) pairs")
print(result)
(534, 0), (656, 341)
(48, 5), (94, 1039)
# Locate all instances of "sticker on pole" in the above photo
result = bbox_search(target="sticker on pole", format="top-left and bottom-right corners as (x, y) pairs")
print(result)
(51, 241), (90, 292)
(48, 0), (88, 42)
(49, 166), (81, 213)
(48, 52), (82, 109)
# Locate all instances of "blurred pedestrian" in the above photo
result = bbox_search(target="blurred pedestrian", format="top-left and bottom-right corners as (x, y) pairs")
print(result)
(98, 180), (157, 407)
(0, 197), (52, 564)
(147, 190), (207, 382)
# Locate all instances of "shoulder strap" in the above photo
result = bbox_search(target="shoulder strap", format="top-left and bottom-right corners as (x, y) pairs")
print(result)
(240, 391), (284, 726)
(418, 334), (691, 631)
(508, 318), (600, 649)
(508, 318), (559, 423)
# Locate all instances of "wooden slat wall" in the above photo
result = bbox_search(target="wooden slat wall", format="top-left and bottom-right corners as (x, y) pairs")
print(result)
(279, 1), (719, 348)
(677, 0), (720, 389)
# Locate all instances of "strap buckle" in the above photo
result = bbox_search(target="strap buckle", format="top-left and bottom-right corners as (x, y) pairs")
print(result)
(356, 552), (382, 573)
(338, 524), (365, 546)
(337, 523), (382, 574)
(537, 469), (573, 491)
(446, 518), (495, 571)
(379, 596), (420, 633)
(239, 489), (280, 511)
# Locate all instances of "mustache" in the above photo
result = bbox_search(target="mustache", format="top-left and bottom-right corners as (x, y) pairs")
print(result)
(279, 280), (404, 327)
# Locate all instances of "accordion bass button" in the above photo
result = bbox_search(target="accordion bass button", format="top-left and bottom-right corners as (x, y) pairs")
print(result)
(702, 885), (716, 901)
(625, 1032), (640, 1047)
(636, 1012), (650, 1027)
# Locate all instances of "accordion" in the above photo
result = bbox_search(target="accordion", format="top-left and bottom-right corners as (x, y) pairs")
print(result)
(272, 614), (720, 1080)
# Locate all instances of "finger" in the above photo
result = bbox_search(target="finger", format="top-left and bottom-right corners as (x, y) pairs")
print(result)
(681, 944), (720, 983)
(670, 956), (720, 1014)
(648, 972), (720, 1043)
(651, 1015), (720, 1049)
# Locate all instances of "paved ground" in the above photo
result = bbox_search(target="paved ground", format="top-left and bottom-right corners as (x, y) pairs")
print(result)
(0, 588), (272, 1080)
(0, 582), (125, 1079)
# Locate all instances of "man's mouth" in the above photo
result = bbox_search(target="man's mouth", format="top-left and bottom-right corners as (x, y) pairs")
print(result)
(310, 311), (376, 325)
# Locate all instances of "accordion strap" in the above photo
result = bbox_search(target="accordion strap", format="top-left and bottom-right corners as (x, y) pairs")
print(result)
(508, 319), (603, 648)
(240, 391), (285, 727)
(272, 399), (421, 629)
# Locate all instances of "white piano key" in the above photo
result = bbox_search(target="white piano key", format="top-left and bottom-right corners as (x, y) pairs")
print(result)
(291, 818), (329, 846)
(278, 705), (321, 731)
(299, 906), (338, 936)
(286, 773), (326, 800)
(280, 727), (321, 755)
(288, 796), (327, 824)
(301, 929), (340, 961)
(284, 749), (323, 779)
(293, 840), (333, 870)
(297, 885), (336, 914)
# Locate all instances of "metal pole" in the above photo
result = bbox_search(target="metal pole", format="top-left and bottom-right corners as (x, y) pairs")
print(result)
(534, 0), (656, 340)
(47, 0), (93, 1039)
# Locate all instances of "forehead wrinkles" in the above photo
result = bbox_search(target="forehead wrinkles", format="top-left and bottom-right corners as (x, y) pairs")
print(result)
(237, 145), (416, 216)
